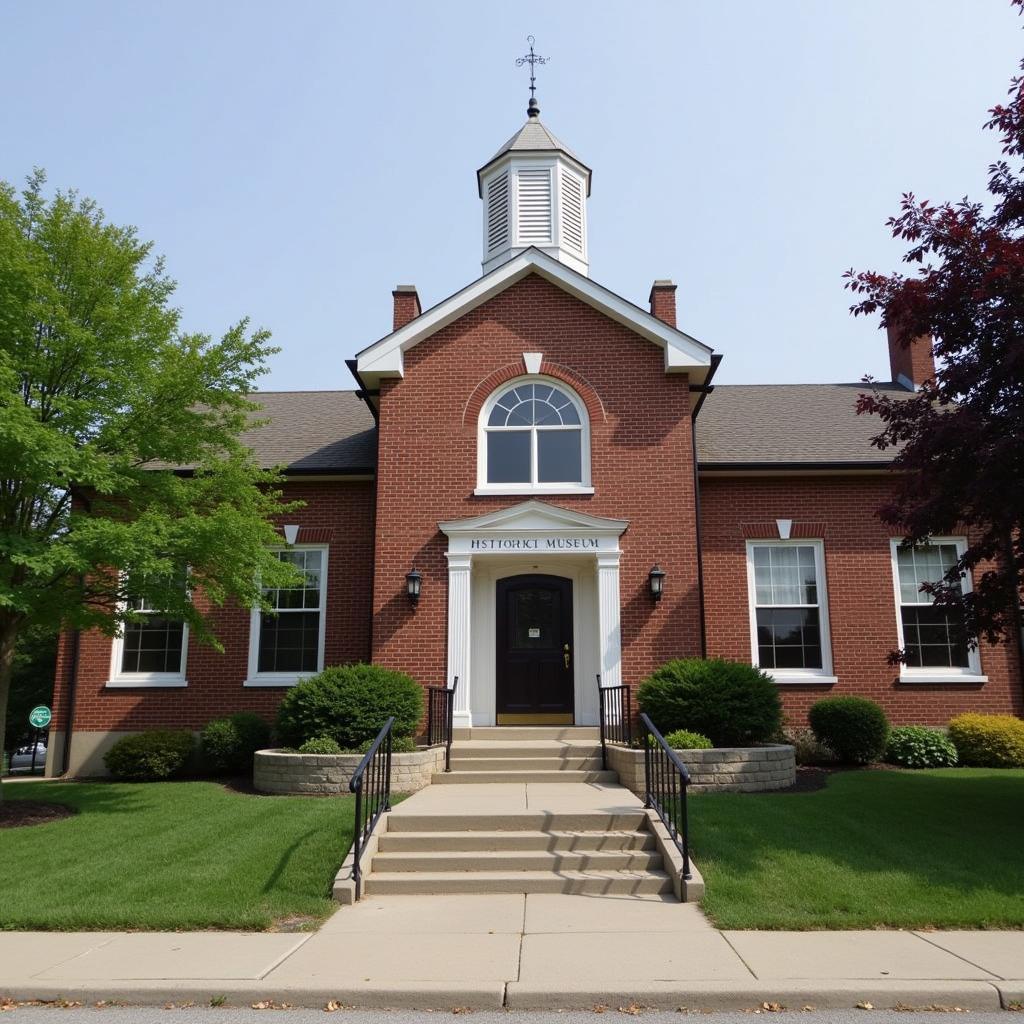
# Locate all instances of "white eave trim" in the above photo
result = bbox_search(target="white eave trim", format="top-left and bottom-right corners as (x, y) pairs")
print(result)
(356, 249), (713, 384)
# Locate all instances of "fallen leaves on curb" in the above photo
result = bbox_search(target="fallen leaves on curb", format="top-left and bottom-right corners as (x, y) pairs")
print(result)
(857, 1003), (875, 1010)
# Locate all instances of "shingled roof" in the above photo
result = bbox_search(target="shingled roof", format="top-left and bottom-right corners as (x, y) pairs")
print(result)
(695, 382), (911, 469)
(239, 390), (376, 472)
(233, 383), (910, 474)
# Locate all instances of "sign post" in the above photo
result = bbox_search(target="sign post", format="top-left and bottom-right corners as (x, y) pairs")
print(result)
(26, 707), (51, 775)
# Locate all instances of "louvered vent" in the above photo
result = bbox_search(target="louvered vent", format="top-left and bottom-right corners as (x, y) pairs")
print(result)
(486, 172), (510, 252)
(560, 172), (584, 253)
(517, 168), (553, 244)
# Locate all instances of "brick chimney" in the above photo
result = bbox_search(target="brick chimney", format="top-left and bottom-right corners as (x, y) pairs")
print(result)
(392, 285), (421, 331)
(649, 280), (677, 328)
(887, 322), (935, 390)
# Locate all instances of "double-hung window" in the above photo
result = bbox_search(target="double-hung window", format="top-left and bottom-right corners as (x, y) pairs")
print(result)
(746, 540), (835, 683)
(891, 538), (984, 681)
(246, 546), (328, 686)
(108, 590), (188, 688)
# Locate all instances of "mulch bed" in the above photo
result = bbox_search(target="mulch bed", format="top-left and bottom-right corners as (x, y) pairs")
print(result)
(0, 800), (76, 829)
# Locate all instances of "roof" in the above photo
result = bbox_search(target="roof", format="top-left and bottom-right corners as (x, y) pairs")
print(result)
(238, 390), (376, 473)
(695, 382), (913, 469)
(223, 383), (913, 476)
(488, 116), (584, 165)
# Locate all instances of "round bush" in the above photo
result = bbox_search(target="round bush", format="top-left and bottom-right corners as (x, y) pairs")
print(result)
(885, 726), (958, 769)
(948, 713), (1024, 768)
(276, 663), (424, 749)
(663, 728), (713, 750)
(201, 712), (272, 774)
(104, 730), (194, 781)
(808, 697), (890, 764)
(353, 734), (417, 754)
(298, 736), (342, 754)
(637, 658), (782, 747)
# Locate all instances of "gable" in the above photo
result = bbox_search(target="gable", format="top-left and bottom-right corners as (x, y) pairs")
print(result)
(355, 249), (714, 390)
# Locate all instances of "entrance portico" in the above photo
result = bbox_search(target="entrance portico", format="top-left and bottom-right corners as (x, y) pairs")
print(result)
(439, 501), (628, 728)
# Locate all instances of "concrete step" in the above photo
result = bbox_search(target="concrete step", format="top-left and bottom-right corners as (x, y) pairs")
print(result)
(371, 849), (664, 873)
(451, 741), (601, 758)
(363, 869), (673, 896)
(431, 770), (619, 785)
(387, 811), (648, 832)
(448, 756), (604, 771)
(376, 829), (656, 853)
(454, 727), (600, 741)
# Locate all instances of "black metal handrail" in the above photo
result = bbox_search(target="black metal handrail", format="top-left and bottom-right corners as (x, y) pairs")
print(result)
(640, 712), (692, 881)
(348, 715), (395, 900)
(426, 675), (458, 772)
(596, 674), (632, 769)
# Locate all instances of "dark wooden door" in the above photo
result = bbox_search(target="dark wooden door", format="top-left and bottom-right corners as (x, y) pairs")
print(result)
(496, 575), (574, 724)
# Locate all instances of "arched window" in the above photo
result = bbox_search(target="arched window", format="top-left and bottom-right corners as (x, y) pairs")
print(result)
(478, 378), (592, 493)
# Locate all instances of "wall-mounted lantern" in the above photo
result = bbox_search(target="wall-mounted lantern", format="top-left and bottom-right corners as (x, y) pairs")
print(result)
(406, 567), (422, 604)
(648, 565), (666, 601)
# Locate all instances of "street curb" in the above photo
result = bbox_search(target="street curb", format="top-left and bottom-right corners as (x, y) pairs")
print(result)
(504, 980), (1006, 1011)
(1, 979), (1013, 1011)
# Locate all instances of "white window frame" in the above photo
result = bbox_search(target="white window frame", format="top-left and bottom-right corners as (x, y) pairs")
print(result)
(475, 376), (594, 496)
(890, 537), (986, 683)
(107, 593), (189, 689)
(245, 544), (329, 688)
(745, 539), (837, 685)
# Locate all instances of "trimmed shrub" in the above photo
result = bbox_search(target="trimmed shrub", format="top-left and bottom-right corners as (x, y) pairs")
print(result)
(948, 713), (1024, 768)
(276, 663), (424, 749)
(809, 697), (890, 764)
(637, 658), (782, 747)
(785, 727), (837, 766)
(663, 728), (713, 750)
(355, 734), (417, 754)
(104, 730), (194, 781)
(885, 726), (958, 769)
(298, 736), (342, 754)
(201, 712), (272, 774)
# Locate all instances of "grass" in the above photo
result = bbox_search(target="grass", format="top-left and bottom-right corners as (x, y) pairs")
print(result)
(689, 767), (1024, 930)
(0, 780), (360, 931)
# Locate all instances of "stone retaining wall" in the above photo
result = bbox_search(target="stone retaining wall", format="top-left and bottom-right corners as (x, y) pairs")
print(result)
(607, 743), (796, 795)
(253, 746), (446, 795)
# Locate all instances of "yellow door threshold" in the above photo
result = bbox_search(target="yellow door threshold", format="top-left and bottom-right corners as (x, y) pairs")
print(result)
(495, 713), (575, 726)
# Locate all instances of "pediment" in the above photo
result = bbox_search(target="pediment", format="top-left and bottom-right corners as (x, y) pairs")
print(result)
(439, 500), (628, 538)
(355, 249), (713, 388)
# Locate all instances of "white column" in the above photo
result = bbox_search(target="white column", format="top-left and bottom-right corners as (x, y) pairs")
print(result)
(596, 551), (623, 691)
(446, 552), (473, 727)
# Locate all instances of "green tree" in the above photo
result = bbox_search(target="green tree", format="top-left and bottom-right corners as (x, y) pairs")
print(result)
(0, 170), (301, 788)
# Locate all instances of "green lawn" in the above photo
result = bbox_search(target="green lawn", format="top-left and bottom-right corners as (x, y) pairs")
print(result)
(0, 781), (358, 931)
(690, 767), (1024, 930)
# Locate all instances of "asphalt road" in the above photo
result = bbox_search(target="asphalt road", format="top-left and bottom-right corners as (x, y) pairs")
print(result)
(0, 1009), (1011, 1023)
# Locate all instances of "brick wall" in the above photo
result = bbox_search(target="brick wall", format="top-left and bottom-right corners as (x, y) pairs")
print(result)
(52, 479), (376, 734)
(700, 474), (1023, 725)
(370, 272), (704, 690)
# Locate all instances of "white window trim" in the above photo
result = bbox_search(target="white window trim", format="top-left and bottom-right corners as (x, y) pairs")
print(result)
(107, 596), (189, 689)
(889, 537), (987, 684)
(476, 375), (592, 495)
(245, 544), (329, 688)
(745, 539), (836, 685)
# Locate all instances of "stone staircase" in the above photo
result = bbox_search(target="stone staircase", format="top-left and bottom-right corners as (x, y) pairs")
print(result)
(360, 726), (674, 897)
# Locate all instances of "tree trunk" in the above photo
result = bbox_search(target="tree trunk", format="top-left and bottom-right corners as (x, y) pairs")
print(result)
(0, 619), (21, 804)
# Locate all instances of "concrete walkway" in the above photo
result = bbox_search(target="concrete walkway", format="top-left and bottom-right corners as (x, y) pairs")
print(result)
(1, 895), (1022, 1010)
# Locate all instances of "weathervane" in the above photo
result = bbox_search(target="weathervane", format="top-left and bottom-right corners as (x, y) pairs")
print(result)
(516, 35), (549, 118)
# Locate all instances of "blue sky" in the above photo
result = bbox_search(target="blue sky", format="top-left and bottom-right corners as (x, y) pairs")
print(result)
(3, 1), (1021, 390)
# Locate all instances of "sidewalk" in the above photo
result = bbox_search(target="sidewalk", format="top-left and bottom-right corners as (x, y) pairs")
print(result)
(1, 894), (1022, 1011)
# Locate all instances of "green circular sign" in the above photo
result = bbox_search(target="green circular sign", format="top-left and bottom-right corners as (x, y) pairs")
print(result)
(28, 706), (51, 729)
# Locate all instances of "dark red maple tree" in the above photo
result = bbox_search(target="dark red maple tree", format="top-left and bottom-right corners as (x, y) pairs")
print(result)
(845, 17), (1024, 653)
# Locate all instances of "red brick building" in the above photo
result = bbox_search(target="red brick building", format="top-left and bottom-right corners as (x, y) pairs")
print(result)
(47, 107), (1023, 774)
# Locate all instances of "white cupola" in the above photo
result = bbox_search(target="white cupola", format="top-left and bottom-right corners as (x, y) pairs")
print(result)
(477, 96), (592, 277)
